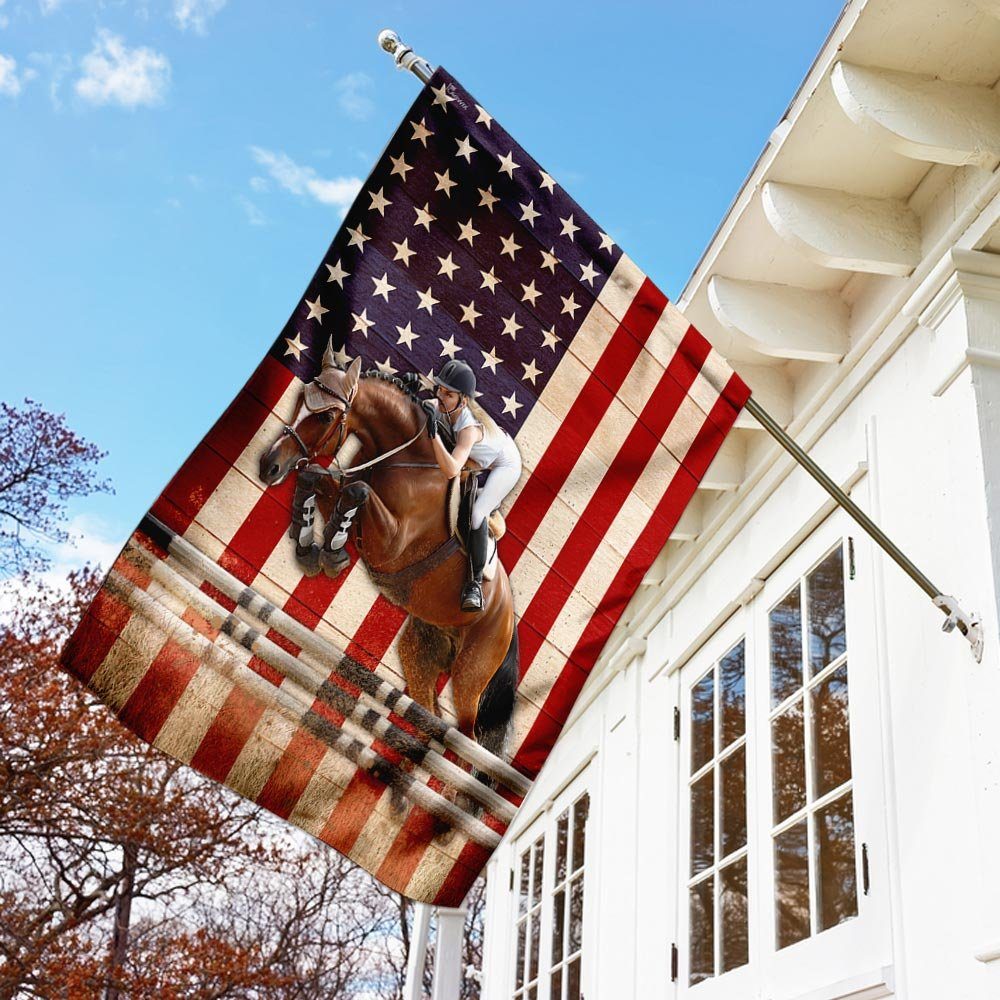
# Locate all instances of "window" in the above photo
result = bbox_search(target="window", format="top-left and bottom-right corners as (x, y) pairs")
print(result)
(768, 545), (857, 949)
(688, 639), (749, 985)
(510, 777), (591, 1000)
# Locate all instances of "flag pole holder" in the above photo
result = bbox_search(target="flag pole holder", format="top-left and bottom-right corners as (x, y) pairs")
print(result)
(376, 30), (984, 663)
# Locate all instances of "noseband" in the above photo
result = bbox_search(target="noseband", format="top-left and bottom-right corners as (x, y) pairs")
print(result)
(282, 381), (353, 469)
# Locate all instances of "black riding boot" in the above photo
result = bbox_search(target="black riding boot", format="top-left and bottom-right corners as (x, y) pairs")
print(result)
(461, 520), (490, 612)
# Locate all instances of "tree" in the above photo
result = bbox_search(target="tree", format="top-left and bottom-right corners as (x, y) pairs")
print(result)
(0, 399), (112, 575)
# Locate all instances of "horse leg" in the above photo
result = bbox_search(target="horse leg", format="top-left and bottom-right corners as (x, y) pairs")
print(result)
(319, 481), (369, 577)
(398, 615), (456, 717)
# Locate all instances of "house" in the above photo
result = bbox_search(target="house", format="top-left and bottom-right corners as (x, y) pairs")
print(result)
(475, 1), (1000, 997)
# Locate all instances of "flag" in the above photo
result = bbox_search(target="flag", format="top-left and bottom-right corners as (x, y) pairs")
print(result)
(61, 67), (750, 904)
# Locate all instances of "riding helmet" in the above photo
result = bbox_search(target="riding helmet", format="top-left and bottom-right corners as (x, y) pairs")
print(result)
(433, 359), (476, 398)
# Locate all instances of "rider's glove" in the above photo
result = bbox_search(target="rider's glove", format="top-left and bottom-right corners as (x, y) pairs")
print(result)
(421, 399), (440, 440)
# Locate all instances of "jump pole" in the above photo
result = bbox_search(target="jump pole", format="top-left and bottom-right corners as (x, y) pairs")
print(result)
(376, 30), (984, 662)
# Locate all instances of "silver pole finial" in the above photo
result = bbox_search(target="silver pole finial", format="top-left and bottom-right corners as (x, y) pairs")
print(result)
(376, 29), (434, 84)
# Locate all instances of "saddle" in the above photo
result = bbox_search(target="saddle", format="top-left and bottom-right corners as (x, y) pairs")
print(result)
(447, 472), (504, 582)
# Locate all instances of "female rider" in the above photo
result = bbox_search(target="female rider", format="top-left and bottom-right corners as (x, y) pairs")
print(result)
(414, 359), (522, 613)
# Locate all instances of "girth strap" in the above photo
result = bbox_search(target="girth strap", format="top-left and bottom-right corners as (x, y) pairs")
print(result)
(366, 536), (463, 606)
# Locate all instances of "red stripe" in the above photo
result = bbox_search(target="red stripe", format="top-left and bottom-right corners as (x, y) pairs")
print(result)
(119, 637), (201, 743)
(60, 588), (134, 683)
(255, 728), (328, 820)
(190, 684), (269, 782)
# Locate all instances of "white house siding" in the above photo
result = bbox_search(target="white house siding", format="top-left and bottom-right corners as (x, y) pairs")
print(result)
(481, 2), (1000, 998)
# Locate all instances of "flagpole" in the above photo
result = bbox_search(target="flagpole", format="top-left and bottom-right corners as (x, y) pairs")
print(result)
(375, 30), (984, 661)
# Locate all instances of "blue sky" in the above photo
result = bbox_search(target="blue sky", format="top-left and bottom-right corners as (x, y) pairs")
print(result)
(0, 0), (845, 570)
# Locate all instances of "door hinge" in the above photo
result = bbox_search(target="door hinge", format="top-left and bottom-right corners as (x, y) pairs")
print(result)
(848, 536), (856, 580)
(862, 842), (870, 895)
(670, 942), (679, 982)
(673, 706), (681, 742)
(509, 868), (514, 892)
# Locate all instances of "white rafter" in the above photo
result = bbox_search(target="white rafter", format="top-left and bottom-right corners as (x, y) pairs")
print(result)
(708, 275), (849, 363)
(761, 181), (921, 276)
(699, 433), (745, 492)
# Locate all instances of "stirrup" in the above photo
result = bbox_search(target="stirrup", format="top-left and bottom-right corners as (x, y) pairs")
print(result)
(461, 581), (484, 612)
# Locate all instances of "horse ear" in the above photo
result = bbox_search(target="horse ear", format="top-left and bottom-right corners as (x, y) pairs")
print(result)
(322, 337), (339, 370)
(343, 355), (362, 399)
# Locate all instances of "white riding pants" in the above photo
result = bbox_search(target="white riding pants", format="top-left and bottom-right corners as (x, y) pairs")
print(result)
(471, 455), (522, 529)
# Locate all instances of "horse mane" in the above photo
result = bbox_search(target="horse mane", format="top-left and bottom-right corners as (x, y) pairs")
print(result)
(357, 369), (454, 445)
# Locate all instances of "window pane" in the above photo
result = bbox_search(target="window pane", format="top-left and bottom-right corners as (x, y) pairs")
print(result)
(816, 793), (859, 932)
(689, 876), (714, 985)
(567, 957), (581, 1000)
(516, 921), (526, 987)
(720, 858), (749, 974)
(518, 853), (530, 916)
(531, 837), (544, 907)
(571, 794), (589, 873)
(569, 874), (584, 953)
(551, 888), (565, 964)
(808, 547), (846, 674)
(529, 911), (540, 982)
(528, 987), (537, 1000)
(772, 700), (806, 824)
(691, 771), (714, 876)
(721, 640), (746, 748)
(720, 747), (747, 858)
(691, 671), (715, 772)
(555, 810), (569, 885)
(770, 585), (803, 707)
(550, 969), (562, 1000)
(812, 662), (852, 798)
(775, 820), (810, 950)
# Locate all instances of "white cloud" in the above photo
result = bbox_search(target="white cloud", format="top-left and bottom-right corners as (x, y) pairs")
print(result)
(172, 0), (226, 34)
(75, 30), (170, 108)
(334, 71), (374, 121)
(38, 0), (62, 14)
(250, 146), (362, 216)
(248, 175), (269, 193)
(237, 195), (266, 226)
(0, 53), (23, 96)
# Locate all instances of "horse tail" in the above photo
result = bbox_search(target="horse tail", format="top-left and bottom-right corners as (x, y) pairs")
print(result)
(474, 622), (518, 786)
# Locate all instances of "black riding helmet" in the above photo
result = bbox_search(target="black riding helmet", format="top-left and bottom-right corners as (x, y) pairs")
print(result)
(433, 359), (476, 398)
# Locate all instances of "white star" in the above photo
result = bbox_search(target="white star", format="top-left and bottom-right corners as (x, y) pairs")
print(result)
(371, 272), (396, 302)
(325, 259), (349, 286)
(431, 83), (454, 109)
(434, 169), (457, 197)
(347, 225), (370, 252)
(540, 247), (561, 273)
(410, 118), (433, 146)
(521, 358), (543, 385)
(478, 186), (499, 212)
(501, 313), (522, 339)
(458, 218), (480, 246)
(481, 346), (503, 373)
(455, 135), (477, 163)
(305, 295), (329, 323)
(519, 200), (540, 227)
(560, 293), (581, 318)
(284, 332), (307, 360)
(541, 326), (560, 350)
(414, 203), (436, 231)
(392, 238), (416, 266)
(396, 321), (419, 349)
(480, 267), (501, 293)
(498, 151), (520, 178)
(539, 170), (557, 193)
(521, 280), (542, 306)
(579, 260), (599, 285)
(376, 356), (398, 376)
(351, 308), (375, 337)
(460, 300), (482, 327)
(501, 391), (523, 417)
(475, 104), (493, 128)
(559, 214), (581, 240)
(598, 231), (617, 253)
(389, 152), (413, 180)
(368, 187), (392, 216)
(417, 287), (439, 315)
(437, 253), (460, 280)
(333, 345), (353, 367)
(500, 233), (522, 260)
(439, 335), (461, 359)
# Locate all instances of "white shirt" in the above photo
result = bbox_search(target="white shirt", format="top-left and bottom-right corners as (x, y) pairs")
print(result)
(449, 405), (520, 470)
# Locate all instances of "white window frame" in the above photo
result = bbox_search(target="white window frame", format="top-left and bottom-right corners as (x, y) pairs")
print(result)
(676, 512), (891, 999)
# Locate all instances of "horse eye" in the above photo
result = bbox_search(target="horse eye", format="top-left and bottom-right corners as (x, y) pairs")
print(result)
(319, 411), (335, 424)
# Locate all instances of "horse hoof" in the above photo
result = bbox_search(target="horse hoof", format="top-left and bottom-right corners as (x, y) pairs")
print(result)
(295, 543), (322, 576)
(320, 547), (351, 578)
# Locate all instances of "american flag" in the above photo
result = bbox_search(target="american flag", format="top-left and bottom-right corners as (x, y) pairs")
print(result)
(61, 67), (750, 904)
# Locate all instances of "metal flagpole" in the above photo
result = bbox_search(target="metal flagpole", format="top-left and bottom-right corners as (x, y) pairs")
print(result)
(376, 30), (984, 662)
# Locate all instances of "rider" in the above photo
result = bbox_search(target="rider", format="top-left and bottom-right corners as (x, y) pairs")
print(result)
(413, 359), (522, 613)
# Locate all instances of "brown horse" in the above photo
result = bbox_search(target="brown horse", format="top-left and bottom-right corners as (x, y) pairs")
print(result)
(258, 347), (518, 781)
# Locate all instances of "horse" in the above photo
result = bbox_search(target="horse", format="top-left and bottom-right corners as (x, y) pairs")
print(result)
(258, 346), (519, 788)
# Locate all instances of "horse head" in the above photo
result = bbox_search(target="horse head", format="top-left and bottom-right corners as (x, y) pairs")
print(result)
(258, 346), (362, 486)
